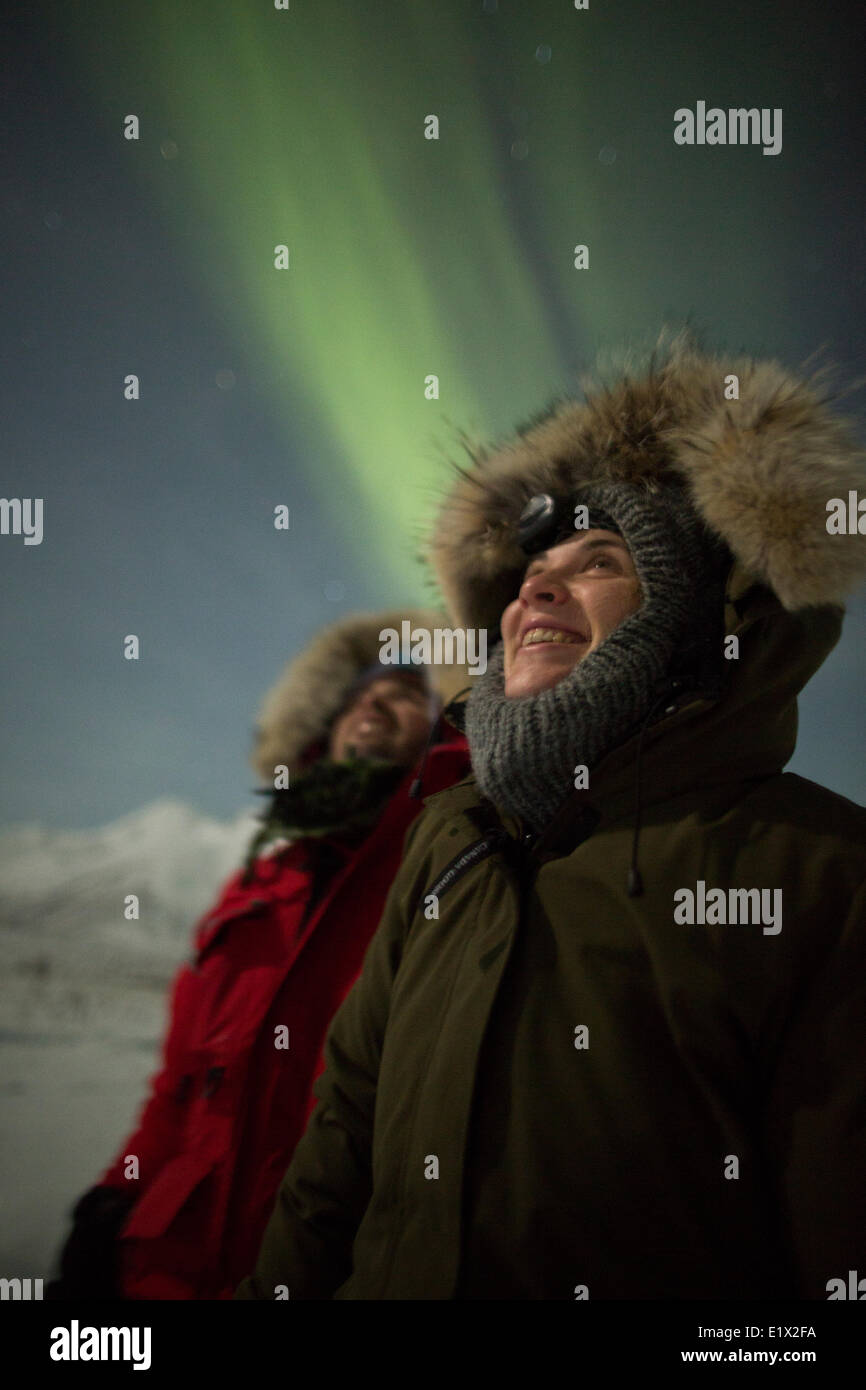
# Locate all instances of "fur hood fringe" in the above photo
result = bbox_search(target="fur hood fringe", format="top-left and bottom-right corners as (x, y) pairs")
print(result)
(252, 609), (467, 781)
(426, 330), (866, 630)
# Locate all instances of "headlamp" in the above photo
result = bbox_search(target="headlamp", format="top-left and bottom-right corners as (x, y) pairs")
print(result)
(516, 491), (623, 556)
(516, 492), (567, 555)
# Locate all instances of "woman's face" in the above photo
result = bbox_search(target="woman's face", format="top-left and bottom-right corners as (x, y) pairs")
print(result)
(501, 529), (642, 698)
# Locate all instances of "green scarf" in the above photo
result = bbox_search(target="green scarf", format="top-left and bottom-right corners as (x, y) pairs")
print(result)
(241, 755), (406, 881)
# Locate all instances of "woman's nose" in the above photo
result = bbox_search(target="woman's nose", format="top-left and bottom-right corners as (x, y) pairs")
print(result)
(521, 570), (566, 604)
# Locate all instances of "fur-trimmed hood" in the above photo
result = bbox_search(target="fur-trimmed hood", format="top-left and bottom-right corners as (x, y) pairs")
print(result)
(252, 610), (468, 781)
(427, 331), (866, 630)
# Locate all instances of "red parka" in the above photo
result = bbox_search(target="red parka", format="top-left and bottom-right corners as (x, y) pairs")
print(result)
(97, 738), (468, 1299)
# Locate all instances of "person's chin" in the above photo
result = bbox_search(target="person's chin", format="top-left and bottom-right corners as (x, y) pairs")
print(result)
(504, 645), (584, 698)
(353, 737), (396, 761)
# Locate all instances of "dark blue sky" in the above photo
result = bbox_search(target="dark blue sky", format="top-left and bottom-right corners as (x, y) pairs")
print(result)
(2, 0), (864, 828)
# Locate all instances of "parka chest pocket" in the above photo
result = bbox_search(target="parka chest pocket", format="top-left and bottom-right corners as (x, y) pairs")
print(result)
(186, 885), (313, 1062)
(191, 897), (270, 969)
(172, 1064), (227, 1105)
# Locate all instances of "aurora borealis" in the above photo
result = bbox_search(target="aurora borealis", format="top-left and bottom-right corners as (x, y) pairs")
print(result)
(2, 0), (864, 823)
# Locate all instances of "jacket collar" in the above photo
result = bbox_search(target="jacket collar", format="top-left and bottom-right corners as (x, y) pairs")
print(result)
(422, 590), (843, 849)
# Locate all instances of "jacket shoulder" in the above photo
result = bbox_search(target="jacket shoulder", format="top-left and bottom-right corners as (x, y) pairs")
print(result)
(418, 776), (503, 847)
(774, 772), (866, 829)
(420, 773), (482, 816)
(750, 772), (866, 873)
(190, 845), (308, 952)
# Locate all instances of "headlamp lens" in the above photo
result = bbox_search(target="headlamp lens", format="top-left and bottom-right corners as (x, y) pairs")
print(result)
(517, 492), (561, 555)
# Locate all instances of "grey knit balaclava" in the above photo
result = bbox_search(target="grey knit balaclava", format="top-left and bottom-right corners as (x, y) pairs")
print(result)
(464, 481), (730, 832)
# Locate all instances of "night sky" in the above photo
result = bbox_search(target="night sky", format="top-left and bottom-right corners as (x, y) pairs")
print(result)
(2, 0), (864, 828)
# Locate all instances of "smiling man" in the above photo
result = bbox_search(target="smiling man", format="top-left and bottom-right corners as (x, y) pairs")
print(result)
(47, 610), (468, 1302)
(238, 336), (866, 1302)
(329, 670), (436, 762)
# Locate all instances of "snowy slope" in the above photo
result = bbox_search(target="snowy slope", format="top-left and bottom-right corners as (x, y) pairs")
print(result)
(0, 796), (256, 944)
(0, 799), (258, 1276)
(0, 798), (257, 1033)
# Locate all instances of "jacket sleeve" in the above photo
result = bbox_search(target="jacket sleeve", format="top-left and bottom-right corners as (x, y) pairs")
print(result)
(763, 876), (866, 1299)
(51, 892), (231, 1297)
(97, 869), (249, 1192)
(234, 815), (429, 1300)
(95, 959), (194, 1192)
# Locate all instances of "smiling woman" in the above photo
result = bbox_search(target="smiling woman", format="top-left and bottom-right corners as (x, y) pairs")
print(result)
(502, 529), (642, 698)
(463, 472), (731, 835)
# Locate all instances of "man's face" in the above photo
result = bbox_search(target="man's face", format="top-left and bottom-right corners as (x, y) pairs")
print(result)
(328, 674), (437, 765)
(501, 529), (642, 698)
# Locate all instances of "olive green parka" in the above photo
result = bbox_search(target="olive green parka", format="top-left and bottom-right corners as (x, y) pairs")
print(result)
(237, 337), (866, 1300)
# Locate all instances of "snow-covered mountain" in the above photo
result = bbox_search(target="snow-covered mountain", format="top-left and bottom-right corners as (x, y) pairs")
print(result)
(0, 796), (256, 940)
(0, 799), (260, 1274)
(0, 798), (258, 1035)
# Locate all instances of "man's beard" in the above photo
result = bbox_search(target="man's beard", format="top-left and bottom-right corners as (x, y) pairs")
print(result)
(343, 733), (397, 760)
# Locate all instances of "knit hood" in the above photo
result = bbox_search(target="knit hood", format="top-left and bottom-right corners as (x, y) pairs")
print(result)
(426, 330), (866, 630)
(251, 609), (468, 781)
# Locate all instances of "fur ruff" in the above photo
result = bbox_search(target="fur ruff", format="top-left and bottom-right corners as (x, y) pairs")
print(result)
(426, 330), (866, 629)
(252, 609), (468, 781)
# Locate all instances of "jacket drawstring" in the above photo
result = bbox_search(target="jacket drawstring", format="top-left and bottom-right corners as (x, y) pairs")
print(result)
(410, 686), (471, 799)
(626, 680), (682, 898)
